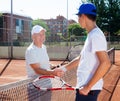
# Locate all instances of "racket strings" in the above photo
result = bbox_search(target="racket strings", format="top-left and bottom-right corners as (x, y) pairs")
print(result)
(68, 46), (81, 61)
(34, 78), (64, 89)
(34, 78), (51, 88)
(51, 67), (78, 101)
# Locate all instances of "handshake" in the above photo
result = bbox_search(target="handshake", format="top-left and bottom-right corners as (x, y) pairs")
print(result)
(52, 65), (67, 77)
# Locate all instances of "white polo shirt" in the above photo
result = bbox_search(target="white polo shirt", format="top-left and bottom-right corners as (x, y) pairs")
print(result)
(25, 43), (50, 78)
(76, 27), (107, 90)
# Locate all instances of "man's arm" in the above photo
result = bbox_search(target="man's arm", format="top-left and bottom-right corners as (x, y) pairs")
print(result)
(30, 63), (64, 76)
(79, 51), (111, 95)
(62, 56), (80, 71)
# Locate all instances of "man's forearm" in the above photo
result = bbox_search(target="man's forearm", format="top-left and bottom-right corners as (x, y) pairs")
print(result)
(34, 67), (55, 75)
(86, 61), (111, 89)
(65, 56), (80, 71)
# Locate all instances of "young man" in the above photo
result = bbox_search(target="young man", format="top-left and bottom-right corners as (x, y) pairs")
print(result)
(60, 3), (111, 101)
(25, 25), (64, 101)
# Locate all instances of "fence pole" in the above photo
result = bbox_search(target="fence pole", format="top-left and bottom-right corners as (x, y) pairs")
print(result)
(10, 0), (13, 58)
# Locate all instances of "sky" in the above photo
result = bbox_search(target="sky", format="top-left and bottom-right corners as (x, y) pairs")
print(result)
(0, 0), (84, 22)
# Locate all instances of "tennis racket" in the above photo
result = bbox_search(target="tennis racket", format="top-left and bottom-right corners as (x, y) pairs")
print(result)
(52, 43), (82, 69)
(32, 75), (82, 91)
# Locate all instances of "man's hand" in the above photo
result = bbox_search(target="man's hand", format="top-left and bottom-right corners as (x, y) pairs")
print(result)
(53, 68), (65, 77)
(79, 85), (91, 96)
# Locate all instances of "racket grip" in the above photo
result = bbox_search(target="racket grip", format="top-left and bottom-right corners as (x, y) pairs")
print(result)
(51, 64), (62, 69)
(56, 64), (61, 68)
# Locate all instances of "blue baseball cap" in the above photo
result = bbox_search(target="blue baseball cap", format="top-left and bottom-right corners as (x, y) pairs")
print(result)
(76, 3), (97, 16)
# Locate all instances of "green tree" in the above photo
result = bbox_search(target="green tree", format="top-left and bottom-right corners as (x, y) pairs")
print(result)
(89, 0), (120, 35)
(68, 23), (86, 36)
(108, 0), (120, 36)
(66, 23), (87, 42)
(32, 19), (50, 36)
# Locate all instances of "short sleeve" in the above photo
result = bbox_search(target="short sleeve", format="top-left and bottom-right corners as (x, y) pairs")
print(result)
(91, 34), (107, 53)
(25, 49), (39, 65)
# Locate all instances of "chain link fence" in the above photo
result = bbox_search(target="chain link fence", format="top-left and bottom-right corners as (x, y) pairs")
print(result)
(0, 27), (120, 59)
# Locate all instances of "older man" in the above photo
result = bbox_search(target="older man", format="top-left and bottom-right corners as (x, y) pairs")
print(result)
(25, 25), (63, 101)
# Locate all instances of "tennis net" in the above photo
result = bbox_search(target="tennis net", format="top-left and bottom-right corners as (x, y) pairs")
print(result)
(0, 47), (115, 101)
(107, 47), (115, 64)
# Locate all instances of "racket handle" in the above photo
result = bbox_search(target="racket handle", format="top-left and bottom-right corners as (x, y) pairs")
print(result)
(51, 64), (61, 69)
(76, 87), (83, 90)
(56, 64), (61, 68)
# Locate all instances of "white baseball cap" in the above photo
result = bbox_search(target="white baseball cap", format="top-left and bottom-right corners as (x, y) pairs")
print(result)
(31, 25), (46, 35)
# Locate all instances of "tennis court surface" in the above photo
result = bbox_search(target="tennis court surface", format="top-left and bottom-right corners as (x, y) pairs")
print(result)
(0, 49), (120, 101)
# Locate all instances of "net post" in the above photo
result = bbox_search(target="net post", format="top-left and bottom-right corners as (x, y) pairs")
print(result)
(113, 47), (115, 64)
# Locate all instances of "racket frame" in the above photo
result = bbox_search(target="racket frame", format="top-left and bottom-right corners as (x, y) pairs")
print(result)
(58, 43), (81, 67)
(32, 75), (81, 91)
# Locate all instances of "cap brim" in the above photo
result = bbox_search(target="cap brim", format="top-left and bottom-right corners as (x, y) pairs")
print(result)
(76, 12), (81, 15)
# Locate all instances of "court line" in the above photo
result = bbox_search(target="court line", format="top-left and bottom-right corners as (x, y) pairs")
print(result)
(0, 59), (12, 76)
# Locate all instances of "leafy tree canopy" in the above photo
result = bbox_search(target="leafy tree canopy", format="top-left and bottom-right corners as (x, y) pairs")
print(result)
(68, 23), (87, 36)
(88, 0), (120, 35)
